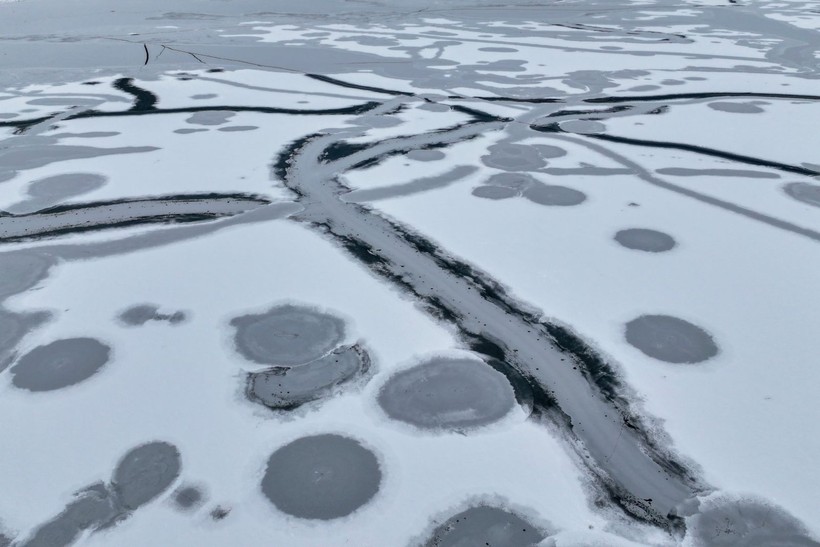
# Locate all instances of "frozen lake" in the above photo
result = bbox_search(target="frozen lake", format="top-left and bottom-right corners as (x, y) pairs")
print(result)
(1, 0), (819, 545)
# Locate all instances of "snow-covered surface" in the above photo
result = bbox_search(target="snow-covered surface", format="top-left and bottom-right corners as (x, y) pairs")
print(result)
(1, 0), (819, 545)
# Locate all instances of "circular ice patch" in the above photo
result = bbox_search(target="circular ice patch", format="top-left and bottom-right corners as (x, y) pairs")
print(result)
(783, 182), (820, 208)
(533, 144), (567, 159)
(424, 505), (547, 547)
(614, 228), (676, 252)
(247, 346), (367, 410)
(173, 485), (205, 510)
(689, 498), (818, 546)
(231, 305), (345, 366)
(472, 185), (517, 200)
(261, 434), (381, 520)
(485, 172), (537, 191)
(112, 441), (182, 511)
(481, 144), (546, 171)
(11, 338), (111, 391)
(377, 358), (515, 430)
(522, 183), (586, 206)
(625, 315), (718, 364)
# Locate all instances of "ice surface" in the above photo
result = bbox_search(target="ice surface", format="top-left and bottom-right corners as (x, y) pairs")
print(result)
(377, 357), (515, 430)
(10, 338), (111, 392)
(423, 505), (547, 547)
(625, 315), (719, 364)
(1, 0), (819, 544)
(231, 305), (346, 366)
(261, 434), (381, 520)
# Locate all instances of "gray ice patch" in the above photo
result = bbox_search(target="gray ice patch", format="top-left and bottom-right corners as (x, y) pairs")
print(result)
(112, 441), (182, 511)
(627, 85), (662, 92)
(477, 47), (518, 52)
(0, 309), (49, 373)
(8, 173), (107, 214)
(614, 228), (677, 252)
(560, 120), (606, 134)
(185, 111), (235, 126)
(0, 144), (157, 181)
(481, 144), (546, 172)
(21, 486), (118, 547)
(656, 168), (779, 179)
(407, 149), (445, 162)
(173, 485), (205, 511)
(625, 315), (718, 364)
(424, 505), (547, 547)
(0, 251), (54, 299)
(25, 97), (103, 107)
(118, 304), (185, 326)
(10, 337), (111, 391)
(261, 434), (381, 520)
(344, 165), (476, 203)
(485, 172), (537, 191)
(533, 144), (568, 159)
(522, 182), (586, 206)
(0, 195), (267, 241)
(707, 102), (765, 114)
(217, 125), (258, 132)
(688, 498), (819, 546)
(417, 102), (450, 113)
(231, 304), (345, 366)
(247, 345), (369, 410)
(174, 128), (208, 134)
(472, 185), (517, 200)
(377, 357), (515, 430)
(353, 115), (402, 128)
(190, 93), (217, 100)
(783, 182), (820, 208)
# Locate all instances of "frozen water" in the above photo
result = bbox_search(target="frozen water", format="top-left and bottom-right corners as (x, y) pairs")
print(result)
(522, 183), (586, 207)
(173, 486), (205, 510)
(231, 305), (345, 366)
(614, 228), (676, 253)
(689, 498), (819, 547)
(481, 144), (545, 172)
(378, 358), (515, 430)
(625, 315), (718, 364)
(261, 434), (381, 520)
(246, 345), (368, 410)
(784, 182), (820, 208)
(472, 185), (517, 200)
(10, 337), (111, 391)
(118, 304), (185, 326)
(112, 441), (182, 511)
(424, 505), (547, 547)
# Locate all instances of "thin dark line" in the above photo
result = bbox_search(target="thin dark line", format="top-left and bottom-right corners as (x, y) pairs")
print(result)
(586, 92), (820, 104)
(588, 133), (818, 176)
